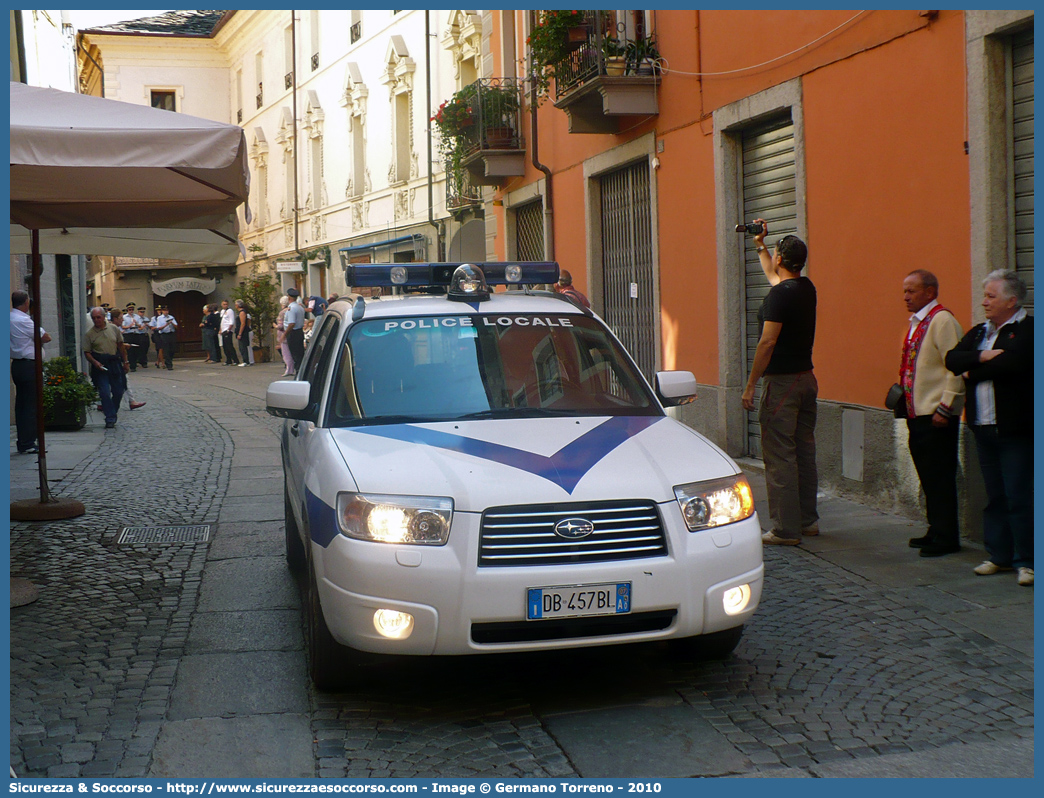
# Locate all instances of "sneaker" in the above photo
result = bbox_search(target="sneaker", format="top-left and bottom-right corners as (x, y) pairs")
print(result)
(801, 522), (820, 536)
(104, 421), (116, 429)
(1017, 567), (1034, 586)
(18, 445), (38, 454)
(973, 561), (1012, 576)
(129, 401), (146, 410)
(237, 362), (247, 367)
(762, 531), (800, 546)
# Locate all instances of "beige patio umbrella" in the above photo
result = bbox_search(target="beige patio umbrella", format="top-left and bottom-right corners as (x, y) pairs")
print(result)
(10, 81), (251, 518)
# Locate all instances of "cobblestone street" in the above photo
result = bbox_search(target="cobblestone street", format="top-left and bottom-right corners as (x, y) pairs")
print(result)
(9, 360), (1034, 779)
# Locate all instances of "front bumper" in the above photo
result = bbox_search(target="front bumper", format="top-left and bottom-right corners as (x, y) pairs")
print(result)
(313, 505), (763, 656)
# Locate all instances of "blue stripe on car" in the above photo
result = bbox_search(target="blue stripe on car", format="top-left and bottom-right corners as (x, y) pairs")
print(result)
(351, 416), (663, 493)
(306, 487), (340, 548)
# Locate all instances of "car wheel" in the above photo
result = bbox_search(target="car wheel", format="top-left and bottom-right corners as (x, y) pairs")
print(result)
(284, 479), (306, 573)
(670, 625), (744, 661)
(305, 558), (353, 692)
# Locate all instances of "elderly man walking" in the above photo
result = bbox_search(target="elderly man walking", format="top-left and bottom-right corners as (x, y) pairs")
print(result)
(899, 269), (965, 558)
(83, 307), (129, 429)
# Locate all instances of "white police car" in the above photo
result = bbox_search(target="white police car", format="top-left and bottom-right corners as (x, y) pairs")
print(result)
(267, 262), (762, 689)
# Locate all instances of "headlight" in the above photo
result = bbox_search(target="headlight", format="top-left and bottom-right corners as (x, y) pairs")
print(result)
(674, 475), (755, 531)
(336, 493), (453, 545)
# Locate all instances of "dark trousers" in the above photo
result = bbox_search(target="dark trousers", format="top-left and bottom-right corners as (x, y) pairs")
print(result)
(222, 330), (239, 364)
(158, 332), (177, 368)
(237, 333), (251, 364)
(759, 371), (819, 538)
(126, 333), (148, 369)
(972, 425), (1033, 569)
(286, 328), (305, 373)
(91, 355), (126, 424)
(906, 415), (961, 546)
(11, 358), (37, 451)
(202, 328), (220, 362)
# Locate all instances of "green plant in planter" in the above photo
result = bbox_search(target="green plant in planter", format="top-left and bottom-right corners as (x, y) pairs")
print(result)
(625, 35), (660, 75)
(42, 356), (97, 422)
(230, 264), (280, 350)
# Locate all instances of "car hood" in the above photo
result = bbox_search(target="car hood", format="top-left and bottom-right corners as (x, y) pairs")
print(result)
(329, 415), (737, 512)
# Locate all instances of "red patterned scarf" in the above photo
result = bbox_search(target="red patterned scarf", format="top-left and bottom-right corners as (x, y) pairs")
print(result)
(900, 303), (947, 418)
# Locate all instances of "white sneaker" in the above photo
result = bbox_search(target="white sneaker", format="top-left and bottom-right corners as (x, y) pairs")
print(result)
(1017, 567), (1034, 586)
(237, 362), (247, 367)
(973, 561), (1013, 576)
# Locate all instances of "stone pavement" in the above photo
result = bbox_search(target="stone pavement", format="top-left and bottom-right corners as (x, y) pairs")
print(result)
(8, 357), (1034, 779)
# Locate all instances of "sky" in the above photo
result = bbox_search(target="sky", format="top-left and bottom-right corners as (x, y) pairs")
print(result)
(68, 10), (172, 30)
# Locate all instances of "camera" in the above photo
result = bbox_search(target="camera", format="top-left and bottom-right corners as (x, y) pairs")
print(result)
(735, 223), (765, 235)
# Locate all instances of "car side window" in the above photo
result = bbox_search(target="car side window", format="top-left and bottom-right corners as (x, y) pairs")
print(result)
(301, 314), (341, 412)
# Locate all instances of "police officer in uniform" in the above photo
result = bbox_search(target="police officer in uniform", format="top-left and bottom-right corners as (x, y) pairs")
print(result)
(153, 305), (178, 370)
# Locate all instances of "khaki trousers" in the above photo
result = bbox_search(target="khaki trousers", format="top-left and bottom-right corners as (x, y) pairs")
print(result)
(759, 371), (819, 539)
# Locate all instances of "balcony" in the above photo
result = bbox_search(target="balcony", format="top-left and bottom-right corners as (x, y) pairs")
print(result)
(434, 78), (526, 187)
(545, 11), (659, 134)
(445, 165), (482, 215)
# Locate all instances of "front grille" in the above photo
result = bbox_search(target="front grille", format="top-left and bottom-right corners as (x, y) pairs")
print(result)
(478, 500), (668, 567)
(472, 610), (676, 644)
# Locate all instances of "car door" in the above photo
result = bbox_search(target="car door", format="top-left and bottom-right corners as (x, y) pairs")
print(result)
(285, 312), (342, 522)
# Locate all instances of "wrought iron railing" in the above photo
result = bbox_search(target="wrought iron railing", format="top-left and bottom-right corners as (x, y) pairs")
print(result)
(256, 83), (263, 109)
(456, 77), (525, 156)
(311, 53), (319, 71)
(445, 166), (482, 212)
(553, 11), (658, 99)
(350, 21), (362, 44)
(236, 108), (243, 124)
(284, 72), (293, 90)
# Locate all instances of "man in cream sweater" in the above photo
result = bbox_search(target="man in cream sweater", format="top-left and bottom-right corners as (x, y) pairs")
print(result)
(900, 270), (965, 558)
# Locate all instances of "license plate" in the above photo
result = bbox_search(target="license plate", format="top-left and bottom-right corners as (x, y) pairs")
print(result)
(527, 582), (631, 620)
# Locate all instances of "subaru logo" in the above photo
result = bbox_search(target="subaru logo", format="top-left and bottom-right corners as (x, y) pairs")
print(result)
(554, 518), (595, 540)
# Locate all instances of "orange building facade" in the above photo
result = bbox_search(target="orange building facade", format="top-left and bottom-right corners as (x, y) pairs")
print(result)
(475, 9), (1033, 535)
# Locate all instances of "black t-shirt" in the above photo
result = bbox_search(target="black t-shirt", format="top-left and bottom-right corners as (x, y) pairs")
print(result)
(203, 311), (221, 331)
(757, 276), (816, 374)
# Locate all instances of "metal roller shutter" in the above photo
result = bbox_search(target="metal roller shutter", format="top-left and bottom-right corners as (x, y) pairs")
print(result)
(741, 115), (797, 458)
(600, 160), (656, 380)
(1011, 30), (1033, 312)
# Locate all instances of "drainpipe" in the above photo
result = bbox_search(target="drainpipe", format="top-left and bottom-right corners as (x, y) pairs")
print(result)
(291, 11), (300, 255)
(528, 11), (554, 260)
(425, 10), (444, 261)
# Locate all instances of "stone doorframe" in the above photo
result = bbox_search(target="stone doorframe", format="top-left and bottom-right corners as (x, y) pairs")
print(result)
(712, 78), (808, 459)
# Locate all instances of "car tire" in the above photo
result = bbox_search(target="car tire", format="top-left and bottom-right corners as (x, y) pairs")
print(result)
(670, 625), (744, 661)
(284, 480), (306, 573)
(305, 558), (353, 691)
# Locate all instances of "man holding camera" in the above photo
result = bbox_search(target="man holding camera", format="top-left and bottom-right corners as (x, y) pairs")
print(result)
(741, 221), (818, 546)
(900, 270), (965, 557)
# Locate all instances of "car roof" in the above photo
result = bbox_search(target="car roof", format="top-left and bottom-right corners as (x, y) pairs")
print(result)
(328, 289), (589, 320)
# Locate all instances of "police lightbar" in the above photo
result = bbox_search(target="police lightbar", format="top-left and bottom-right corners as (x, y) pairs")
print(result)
(341, 261), (560, 289)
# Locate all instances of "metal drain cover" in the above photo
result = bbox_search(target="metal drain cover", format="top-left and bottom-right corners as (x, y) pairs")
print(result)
(117, 525), (211, 544)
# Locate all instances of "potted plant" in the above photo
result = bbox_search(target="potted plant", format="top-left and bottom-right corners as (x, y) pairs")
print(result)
(230, 263), (280, 361)
(42, 356), (97, 430)
(625, 35), (660, 76)
(602, 36), (626, 76)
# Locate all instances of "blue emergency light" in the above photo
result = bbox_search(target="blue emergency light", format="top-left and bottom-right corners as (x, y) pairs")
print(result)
(340, 260), (560, 291)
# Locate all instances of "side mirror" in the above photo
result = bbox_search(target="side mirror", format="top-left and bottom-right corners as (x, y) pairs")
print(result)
(266, 380), (314, 420)
(655, 370), (697, 407)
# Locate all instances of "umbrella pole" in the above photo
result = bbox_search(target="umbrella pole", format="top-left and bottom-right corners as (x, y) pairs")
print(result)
(10, 229), (85, 523)
(31, 229), (52, 504)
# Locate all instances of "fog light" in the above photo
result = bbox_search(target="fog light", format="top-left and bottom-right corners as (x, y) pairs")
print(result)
(373, 609), (414, 639)
(722, 584), (751, 616)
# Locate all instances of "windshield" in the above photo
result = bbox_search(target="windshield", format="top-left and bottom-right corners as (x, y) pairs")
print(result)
(328, 313), (659, 425)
